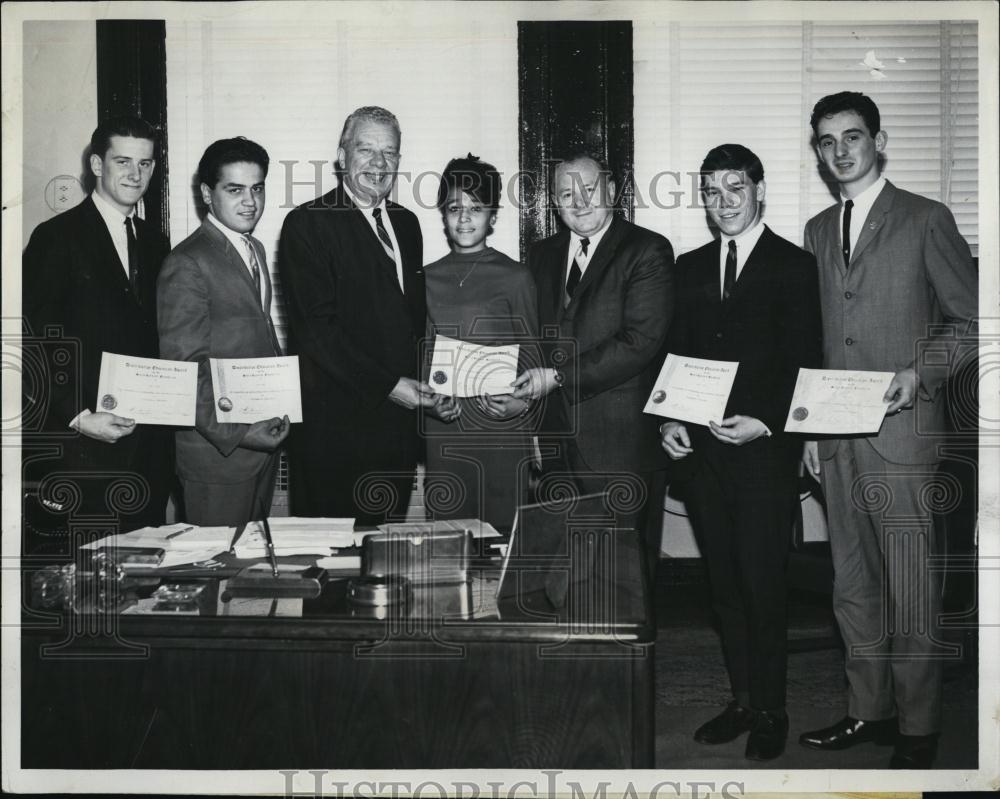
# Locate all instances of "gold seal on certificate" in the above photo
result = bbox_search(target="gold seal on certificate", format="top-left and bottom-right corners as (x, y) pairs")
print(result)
(209, 355), (303, 424)
(95, 352), (197, 426)
(784, 368), (895, 434)
(643, 353), (739, 426)
(428, 334), (519, 397)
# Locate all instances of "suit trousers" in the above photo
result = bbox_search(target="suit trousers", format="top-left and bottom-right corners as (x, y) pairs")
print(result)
(558, 452), (666, 586)
(821, 437), (946, 735)
(291, 428), (416, 526)
(684, 444), (797, 712)
(180, 452), (280, 527)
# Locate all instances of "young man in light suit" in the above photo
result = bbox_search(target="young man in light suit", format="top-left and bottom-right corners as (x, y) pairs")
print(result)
(157, 137), (289, 526)
(798, 91), (977, 769)
(660, 144), (822, 760)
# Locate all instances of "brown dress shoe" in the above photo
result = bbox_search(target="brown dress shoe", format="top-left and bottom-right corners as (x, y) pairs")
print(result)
(694, 700), (756, 744)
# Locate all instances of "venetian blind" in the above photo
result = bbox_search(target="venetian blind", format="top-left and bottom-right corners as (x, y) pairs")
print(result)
(655, 20), (980, 256)
(803, 21), (979, 254)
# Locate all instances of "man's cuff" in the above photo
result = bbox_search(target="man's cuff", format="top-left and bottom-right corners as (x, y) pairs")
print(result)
(68, 409), (92, 430)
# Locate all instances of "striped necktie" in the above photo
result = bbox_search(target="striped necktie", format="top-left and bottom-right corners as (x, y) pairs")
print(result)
(242, 235), (263, 309)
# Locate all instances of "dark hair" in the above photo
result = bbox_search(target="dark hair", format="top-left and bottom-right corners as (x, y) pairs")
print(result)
(437, 153), (502, 210)
(197, 137), (270, 188)
(810, 91), (881, 137)
(699, 144), (764, 185)
(90, 116), (158, 160)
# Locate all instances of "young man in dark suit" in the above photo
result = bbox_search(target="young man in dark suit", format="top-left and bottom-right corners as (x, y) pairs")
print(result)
(512, 155), (674, 578)
(22, 116), (173, 547)
(278, 107), (436, 524)
(157, 137), (289, 526)
(798, 91), (977, 769)
(660, 144), (822, 760)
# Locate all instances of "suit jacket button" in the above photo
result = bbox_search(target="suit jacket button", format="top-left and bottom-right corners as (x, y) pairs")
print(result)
(715, 332), (723, 339)
(844, 291), (853, 299)
(845, 337), (854, 346)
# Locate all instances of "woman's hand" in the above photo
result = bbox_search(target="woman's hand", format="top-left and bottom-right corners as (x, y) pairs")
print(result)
(475, 393), (528, 419)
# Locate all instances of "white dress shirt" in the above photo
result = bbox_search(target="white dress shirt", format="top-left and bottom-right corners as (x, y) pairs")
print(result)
(718, 218), (767, 300)
(344, 184), (404, 292)
(91, 189), (135, 277)
(564, 216), (613, 290)
(840, 175), (886, 259)
(207, 213), (264, 308)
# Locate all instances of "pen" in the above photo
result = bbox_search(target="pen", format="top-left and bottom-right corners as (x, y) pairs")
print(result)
(262, 517), (279, 578)
(165, 525), (194, 540)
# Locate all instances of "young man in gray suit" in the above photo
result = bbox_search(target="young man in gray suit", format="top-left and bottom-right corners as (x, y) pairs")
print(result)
(158, 137), (289, 526)
(798, 91), (977, 769)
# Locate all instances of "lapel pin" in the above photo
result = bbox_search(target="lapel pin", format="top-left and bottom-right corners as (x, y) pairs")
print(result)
(869, 221), (879, 230)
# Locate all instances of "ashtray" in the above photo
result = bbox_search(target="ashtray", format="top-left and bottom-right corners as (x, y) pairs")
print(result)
(153, 583), (206, 604)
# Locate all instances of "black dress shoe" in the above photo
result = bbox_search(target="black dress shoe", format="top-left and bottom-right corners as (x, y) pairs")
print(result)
(746, 710), (789, 761)
(799, 715), (898, 750)
(890, 734), (938, 769)
(694, 701), (756, 744)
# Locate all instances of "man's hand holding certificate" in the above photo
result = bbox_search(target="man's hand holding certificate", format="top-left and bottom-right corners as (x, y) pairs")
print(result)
(429, 334), (519, 397)
(643, 354), (739, 426)
(210, 356), (303, 424)
(96, 352), (197, 426)
(784, 368), (895, 434)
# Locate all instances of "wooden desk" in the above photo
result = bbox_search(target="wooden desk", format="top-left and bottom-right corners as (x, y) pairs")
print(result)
(21, 531), (654, 769)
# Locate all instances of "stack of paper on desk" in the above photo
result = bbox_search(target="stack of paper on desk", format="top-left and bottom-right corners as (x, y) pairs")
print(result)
(376, 518), (501, 539)
(84, 524), (234, 568)
(232, 518), (356, 558)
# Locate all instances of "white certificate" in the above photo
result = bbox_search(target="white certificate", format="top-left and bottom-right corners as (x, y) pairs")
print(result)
(784, 368), (895, 434)
(209, 355), (303, 424)
(642, 354), (739, 426)
(96, 352), (197, 426)
(429, 335), (519, 397)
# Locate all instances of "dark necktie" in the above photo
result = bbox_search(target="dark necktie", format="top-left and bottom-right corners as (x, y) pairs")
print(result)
(125, 216), (140, 301)
(372, 208), (394, 253)
(565, 236), (589, 302)
(842, 198), (854, 268)
(723, 239), (737, 301)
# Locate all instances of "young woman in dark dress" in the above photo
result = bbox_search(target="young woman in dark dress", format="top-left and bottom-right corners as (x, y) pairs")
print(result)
(423, 155), (539, 530)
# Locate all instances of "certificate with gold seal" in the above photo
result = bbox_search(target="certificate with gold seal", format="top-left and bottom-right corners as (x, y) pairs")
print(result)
(642, 354), (739, 426)
(209, 356), (303, 424)
(429, 334), (520, 397)
(96, 352), (197, 426)
(784, 368), (895, 434)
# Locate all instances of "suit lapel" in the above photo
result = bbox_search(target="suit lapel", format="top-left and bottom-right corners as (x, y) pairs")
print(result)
(566, 215), (625, 314)
(201, 219), (260, 300)
(725, 225), (772, 306)
(80, 197), (133, 292)
(849, 181), (895, 267)
(539, 231), (571, 323)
